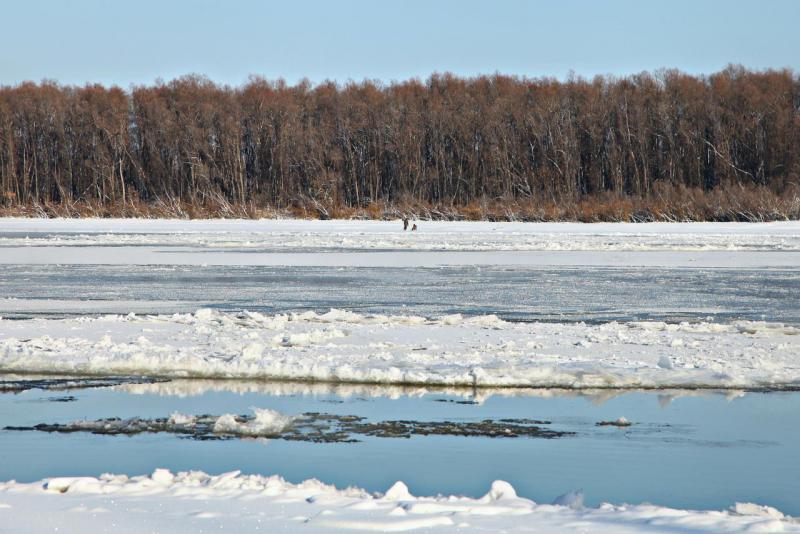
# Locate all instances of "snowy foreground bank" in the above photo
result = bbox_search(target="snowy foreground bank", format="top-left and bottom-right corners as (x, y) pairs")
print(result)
(0, 469), (795, 533)
(2, 309), (799, 389)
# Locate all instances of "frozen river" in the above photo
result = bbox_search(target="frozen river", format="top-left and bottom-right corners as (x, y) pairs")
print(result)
(1, 263), (799, 326)
(1, 219), (799, 532)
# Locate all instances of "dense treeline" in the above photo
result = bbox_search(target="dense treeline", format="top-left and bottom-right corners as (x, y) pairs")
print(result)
(1, 66), (799, 220)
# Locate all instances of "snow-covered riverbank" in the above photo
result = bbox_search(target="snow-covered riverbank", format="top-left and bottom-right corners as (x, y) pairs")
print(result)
(0, 469), (795, 533)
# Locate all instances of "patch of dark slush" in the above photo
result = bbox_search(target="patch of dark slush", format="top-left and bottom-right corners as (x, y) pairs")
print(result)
(596, 418), (633, 427)
(433, 398), (479, 405)
(46, 396), (78, 403)
(5, 413), (573, 443)
(0, 376), (169, 394)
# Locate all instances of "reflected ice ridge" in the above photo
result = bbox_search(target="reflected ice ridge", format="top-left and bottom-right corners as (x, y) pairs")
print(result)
(114, 378), (749, 406)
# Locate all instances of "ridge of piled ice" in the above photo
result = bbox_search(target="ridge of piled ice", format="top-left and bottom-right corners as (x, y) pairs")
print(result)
(1, 308), (799, 389)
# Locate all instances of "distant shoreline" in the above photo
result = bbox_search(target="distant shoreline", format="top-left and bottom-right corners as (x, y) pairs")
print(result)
(1, 192), (797, 223)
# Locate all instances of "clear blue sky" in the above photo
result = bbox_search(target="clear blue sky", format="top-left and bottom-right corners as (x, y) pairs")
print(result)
(2, 0), (798, 87)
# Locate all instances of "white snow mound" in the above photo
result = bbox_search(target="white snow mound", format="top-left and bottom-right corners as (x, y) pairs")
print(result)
(0, 469), (796, 533)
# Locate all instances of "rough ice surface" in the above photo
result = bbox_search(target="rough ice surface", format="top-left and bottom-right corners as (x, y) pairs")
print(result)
(0, 469), (796, 533)
(167, 412), (197, 426)
(1, 308), (799, 388)
(211, 408), (297, 436)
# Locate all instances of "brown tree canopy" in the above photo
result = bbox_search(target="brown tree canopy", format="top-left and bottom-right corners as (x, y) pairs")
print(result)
(1, 67), (799, 220)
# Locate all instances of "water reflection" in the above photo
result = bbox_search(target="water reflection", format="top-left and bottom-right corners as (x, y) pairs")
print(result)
(114, 377), (749, 407)
(1, 376), (797, 515)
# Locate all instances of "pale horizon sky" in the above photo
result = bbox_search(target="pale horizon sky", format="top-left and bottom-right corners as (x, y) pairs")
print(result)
(1, 0), (799, 88)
